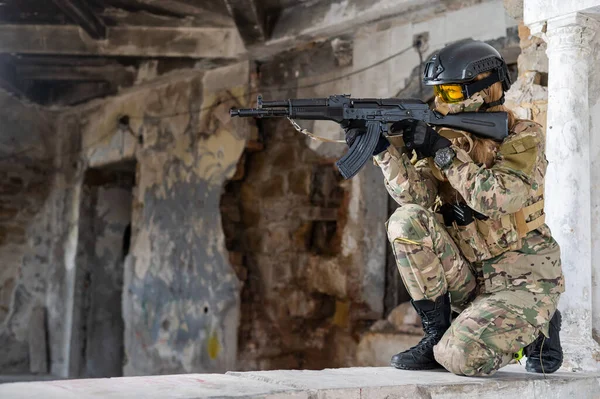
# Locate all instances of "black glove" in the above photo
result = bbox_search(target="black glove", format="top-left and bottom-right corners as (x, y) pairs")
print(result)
(391, 120), (451, 158)
(344, 121), (389, 156)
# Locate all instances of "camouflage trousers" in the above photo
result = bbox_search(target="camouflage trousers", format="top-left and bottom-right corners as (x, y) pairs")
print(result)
(386, 204), (559, 376)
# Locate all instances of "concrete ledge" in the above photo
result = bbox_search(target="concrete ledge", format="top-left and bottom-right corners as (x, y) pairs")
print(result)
(1, 365), (599, 398)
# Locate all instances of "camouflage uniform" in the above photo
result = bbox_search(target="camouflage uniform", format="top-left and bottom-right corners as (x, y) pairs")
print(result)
(374, 96), (564, 376)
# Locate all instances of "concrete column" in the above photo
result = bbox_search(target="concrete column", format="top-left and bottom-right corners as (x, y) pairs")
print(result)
(530, 12), (600, 371)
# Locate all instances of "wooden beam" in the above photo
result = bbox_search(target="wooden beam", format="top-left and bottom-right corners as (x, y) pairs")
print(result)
(51, 0), (107, 39)
(0, 25), (244, 59)
(12, 55), (117, 67)
(224, 0), (268, 47)
(104, 0), (230, 18)
(19, 64), (134, 82)
(99, 6), (234, 28)
(0, 56), (28, 98)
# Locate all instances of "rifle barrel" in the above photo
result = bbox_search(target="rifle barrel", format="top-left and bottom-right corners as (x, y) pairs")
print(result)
(230, 108), (289, 117)
(260, 100), (289, 107)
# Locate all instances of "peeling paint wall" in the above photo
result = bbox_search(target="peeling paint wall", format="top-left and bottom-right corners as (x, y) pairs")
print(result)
(53, 63), (252, 376)
(0, 91), (57, 373)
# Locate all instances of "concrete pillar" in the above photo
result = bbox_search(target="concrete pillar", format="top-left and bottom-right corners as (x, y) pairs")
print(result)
(530, 12), (600, 371)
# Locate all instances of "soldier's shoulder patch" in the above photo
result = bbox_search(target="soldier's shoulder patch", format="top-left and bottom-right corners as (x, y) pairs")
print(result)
(497, 121), (542, 177)
(500, 120), (542, 155)
(499, 135), (540, 155)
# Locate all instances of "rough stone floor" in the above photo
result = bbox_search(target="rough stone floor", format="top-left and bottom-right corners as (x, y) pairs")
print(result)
(1, 365), (599, 398)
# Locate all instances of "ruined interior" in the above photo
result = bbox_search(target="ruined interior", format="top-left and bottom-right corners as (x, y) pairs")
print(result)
(0, 0), (549, 381)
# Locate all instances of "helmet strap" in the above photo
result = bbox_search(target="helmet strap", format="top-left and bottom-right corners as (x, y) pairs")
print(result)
(462, 70), (503, 98)
(479, 93), (505, 111)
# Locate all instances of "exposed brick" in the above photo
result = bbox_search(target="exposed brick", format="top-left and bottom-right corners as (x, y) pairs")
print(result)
(243, 227), (264, 253)
(292, 206), (338, 221)
(246, 152), (269, 177)
(262, 225), (292, 253)
(288, 168), (311, 196)
(260, 174), (285, 198)
(254, 253), (294, 291)
(241, 203), (261, 227)
(271, 145), (299, 170)
(286, 290), (321, 318)
(261, 198), (291, 223)
(303, 255), (347, 299)
(240, 185), (262, 226)
(0, 206), (19, 220)
(292, 222), (312, 249)
(309, 221), (339, 256)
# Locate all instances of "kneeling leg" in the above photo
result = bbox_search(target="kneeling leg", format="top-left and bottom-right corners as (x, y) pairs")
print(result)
(433, 291), (545, 376)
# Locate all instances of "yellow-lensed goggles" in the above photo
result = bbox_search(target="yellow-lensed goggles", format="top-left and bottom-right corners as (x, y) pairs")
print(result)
(434, 84), (466, 103)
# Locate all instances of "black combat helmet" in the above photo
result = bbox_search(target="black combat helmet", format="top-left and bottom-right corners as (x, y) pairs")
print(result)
(423, 39), (511, 99)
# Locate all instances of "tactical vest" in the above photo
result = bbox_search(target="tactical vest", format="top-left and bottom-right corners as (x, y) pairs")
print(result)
(435, 186), (545, 262)
(429, 126), (546, 263)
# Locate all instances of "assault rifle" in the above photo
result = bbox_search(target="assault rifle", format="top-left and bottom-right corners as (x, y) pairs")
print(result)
(230, 94), (508, 179)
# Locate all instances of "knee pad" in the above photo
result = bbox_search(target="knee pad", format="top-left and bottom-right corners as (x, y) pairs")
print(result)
(434, 331), (500, 376)
(386, 204), (431, 243)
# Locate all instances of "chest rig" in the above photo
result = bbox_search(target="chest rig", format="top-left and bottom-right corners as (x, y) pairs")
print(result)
(428, 127), (547, 263)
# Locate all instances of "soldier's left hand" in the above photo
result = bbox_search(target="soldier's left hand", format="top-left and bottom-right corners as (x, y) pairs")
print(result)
(400, 120), (451, 158)
(344, 120), (389, 156)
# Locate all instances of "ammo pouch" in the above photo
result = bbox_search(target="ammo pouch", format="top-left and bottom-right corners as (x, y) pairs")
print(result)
(440, 196), (546, 263)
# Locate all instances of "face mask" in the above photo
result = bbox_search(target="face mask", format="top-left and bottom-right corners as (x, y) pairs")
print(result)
(434, 92), (485, 115)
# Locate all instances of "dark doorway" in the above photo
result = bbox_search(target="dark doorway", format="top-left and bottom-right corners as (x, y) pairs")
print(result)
(71, 161), (135, 378)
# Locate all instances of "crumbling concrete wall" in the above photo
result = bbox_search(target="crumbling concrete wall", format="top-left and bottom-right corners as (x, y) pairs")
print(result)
(0, 91), (57, 373)
(505, 24), (548, 129)
(51, 63), (252, 376)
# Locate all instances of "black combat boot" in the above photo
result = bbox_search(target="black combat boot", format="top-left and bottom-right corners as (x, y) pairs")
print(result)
(525, 310), (563, 373)
(391, 293), (451, 370)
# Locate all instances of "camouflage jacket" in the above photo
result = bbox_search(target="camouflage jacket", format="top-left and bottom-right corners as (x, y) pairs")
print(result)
(374, 120), (564, 295)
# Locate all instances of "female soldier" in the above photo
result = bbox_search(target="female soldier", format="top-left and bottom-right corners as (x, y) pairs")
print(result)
(349, 39), (564, 376)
